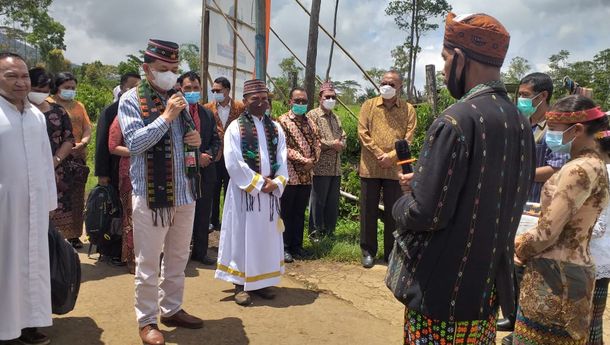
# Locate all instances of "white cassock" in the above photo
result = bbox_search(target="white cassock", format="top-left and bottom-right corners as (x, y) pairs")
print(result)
(0, 97), (57, 340)
(215, 116), (288, 291)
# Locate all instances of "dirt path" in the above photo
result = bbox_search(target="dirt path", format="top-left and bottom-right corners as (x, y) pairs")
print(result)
(40, 233), (610, 345)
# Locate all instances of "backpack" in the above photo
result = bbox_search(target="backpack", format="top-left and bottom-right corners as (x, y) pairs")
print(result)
(84, 184), (122, 252)
(48, 221), (81, 315)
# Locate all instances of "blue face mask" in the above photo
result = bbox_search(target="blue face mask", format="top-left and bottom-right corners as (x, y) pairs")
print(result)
(59, 89), (76, 101)
(292, 104), (307, 116)
(517, 93), (542, 118)
(545, 125), (575, 155)
(184, 91), (201, 105)
(212, 92), (225, 103)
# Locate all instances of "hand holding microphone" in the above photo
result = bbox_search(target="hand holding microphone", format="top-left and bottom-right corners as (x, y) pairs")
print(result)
(395, 139), (416, 193)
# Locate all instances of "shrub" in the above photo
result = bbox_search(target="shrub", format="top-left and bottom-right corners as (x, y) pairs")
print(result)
(76, 82), (113, 122)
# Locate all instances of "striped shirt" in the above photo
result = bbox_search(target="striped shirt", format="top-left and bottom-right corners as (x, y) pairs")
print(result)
(117, 87), (194, 206)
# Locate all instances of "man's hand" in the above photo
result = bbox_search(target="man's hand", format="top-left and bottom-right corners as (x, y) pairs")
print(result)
(72, 142), (86, 152)
(378, 153), (394, 169)
(303, 158), (315, 170)
(331, 139), (344, 152)
(398, 172), (414, 194)
(162, 94), (187, 123)
(98, 176), (111, 186)
(514, 254), (525, 266)
(199, 153), (212, 167)
(184, 130), (201, 147)
(261, 177), (278, 194)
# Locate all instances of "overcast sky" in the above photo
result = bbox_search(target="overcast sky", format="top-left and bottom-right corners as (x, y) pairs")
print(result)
(49, 0), (610, 91)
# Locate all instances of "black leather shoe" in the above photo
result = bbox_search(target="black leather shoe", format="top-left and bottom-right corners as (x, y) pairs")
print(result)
(192, 255), (217, 266)
(284, 251), (294, 263)
(501, 333), (513, 345)
(361, 255), (374, 269)
(497, 318), (515, 332)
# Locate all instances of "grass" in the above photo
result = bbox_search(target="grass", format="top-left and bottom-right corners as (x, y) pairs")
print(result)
(85, 125), (98, 193)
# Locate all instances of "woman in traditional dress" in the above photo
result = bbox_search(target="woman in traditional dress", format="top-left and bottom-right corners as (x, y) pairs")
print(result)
(587, 130), (610, 345)
(514, 95), (610, 345)
(49, 72), (92, 248)
(108, 116), (135, 274)
(28, 67), (75, 238)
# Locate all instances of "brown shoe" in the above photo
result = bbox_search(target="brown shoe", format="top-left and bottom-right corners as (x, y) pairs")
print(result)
(234, 285), (252, 306)
(160, 309), (203, 329)
(252, 287), (276, 300)
(139, 324), (164, 345)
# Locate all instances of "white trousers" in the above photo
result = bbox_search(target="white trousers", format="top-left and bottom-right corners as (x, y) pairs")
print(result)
(132, 195), (195, 327)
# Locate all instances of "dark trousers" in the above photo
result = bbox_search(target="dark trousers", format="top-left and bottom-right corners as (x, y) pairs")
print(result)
(211, 157), (229, 228)
(192, 184), (215, 259)
(359, 178), (401, 261)
(309, 175), (341, 236)
(507, 264), (526, 323)
(281, 184), (312, 252)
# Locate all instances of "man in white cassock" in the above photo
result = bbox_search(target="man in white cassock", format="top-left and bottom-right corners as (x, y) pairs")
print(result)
(0, 52), (57, 345)
(215, 79), (288, 306)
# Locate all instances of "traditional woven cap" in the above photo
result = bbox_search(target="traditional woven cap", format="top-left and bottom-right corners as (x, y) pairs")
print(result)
(444, 12), (510, 67)
(319, 81), (335, 94)
(145, 39), (179, 63)
(546, 107), (606, 124)
(243, 79), (268, 96)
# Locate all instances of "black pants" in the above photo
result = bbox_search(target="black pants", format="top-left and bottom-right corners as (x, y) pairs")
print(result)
(309, 175), (341, 236)
(192, 184), (215, 260)
(281, 185), (312, 253)
(211, 157), (230, 228)
(359, 178), (401, 261)
(507, 264), (526, 323)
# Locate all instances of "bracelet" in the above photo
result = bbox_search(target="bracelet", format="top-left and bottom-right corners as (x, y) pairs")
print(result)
(54, 155), (61, 163)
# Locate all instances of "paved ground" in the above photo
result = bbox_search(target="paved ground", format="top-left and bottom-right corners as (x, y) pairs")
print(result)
(36, 233), (609, 345)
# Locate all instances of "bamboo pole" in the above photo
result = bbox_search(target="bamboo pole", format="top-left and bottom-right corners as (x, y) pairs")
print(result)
(269, 26), (358, 121)
(293, 0), (379, 92)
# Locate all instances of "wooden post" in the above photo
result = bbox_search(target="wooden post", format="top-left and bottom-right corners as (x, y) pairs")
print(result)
(425, 64), (438, 117)
(291, 71), (298, 89)
(232, 0), (238, 100)
(255, 0), (267, 81)
(305, 0), (321, 111)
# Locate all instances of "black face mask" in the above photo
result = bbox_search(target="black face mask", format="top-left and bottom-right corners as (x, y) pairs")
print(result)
(247, 100), (269, 117)
(447, 53), (467, 99)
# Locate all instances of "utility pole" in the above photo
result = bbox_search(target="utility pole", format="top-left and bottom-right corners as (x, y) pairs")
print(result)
(255, 0), (267, 81)
(305, 0), (321, 110)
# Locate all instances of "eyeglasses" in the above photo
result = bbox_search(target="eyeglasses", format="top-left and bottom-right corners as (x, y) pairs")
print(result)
(380, 82), (396, 88)
(293, 98), (308, 105)
(211, 89), (223, 93)
(323, 95), (337, 100)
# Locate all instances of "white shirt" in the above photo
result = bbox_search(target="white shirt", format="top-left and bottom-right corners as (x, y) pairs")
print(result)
(0, 96), (56, 340)
(218, 102), (231, 128)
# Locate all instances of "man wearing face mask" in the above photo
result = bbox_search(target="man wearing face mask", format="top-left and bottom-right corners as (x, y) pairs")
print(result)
(204, 77), (245, 232)
(390, 13), (535, 343)
(215, 79), (288, 306)
(177, 71), (221, 266)
(496, 72), (569, 343)
(357, 70), (417, 268)
(117, 39), (203, 345)
(307, 81), (346, 242)
(278, 87), (320, 263)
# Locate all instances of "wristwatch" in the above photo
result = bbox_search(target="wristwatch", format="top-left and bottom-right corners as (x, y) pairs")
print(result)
(54, 156), (61, 163)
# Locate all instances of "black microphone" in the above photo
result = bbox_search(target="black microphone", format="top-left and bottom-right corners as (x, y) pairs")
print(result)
(395, 139), (413, 174)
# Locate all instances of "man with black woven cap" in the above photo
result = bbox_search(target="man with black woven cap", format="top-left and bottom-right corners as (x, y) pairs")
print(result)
(215, 79), (289, 306)
(389, 13), (534, 343)
(118, 39), (203, 345)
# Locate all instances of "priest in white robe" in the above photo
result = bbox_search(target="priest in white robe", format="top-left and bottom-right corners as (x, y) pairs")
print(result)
(215, 79), (288, 306)
(0, 53), (57, 343)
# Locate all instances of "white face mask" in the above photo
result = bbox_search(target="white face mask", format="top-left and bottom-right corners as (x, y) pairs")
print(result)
(379, 85), (396, 99)
(322, 99), (336, 110)
(28, 91), (49, 105)
(151, 70), (178, 91)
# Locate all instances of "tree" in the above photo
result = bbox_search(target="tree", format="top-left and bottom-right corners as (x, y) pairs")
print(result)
(386, 0), (451, 100)
(45, 48), (71, 74)
(305, 0), (322, 110)
(592, 49), (610, 108)
(0, 0), (65, 62)
(117, 53), (144, 76)
(334, 79), (361, 104)
(180, 43), (200, 72)
(272, 57), (304, 103)
(502, 56), (531, 84)
(325, 0), (340, 80)
(364, 68), (387, 85)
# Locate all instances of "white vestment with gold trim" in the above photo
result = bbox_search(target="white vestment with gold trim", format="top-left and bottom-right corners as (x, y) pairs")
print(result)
(215, 115), (288, 291)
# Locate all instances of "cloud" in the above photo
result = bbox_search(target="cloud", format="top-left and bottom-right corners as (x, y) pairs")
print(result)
(49, 0), (610, 93)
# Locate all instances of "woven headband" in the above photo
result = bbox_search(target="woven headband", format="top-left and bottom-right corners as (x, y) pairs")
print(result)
(546, 107), (606, 124)
(595, 130), (610, 139)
